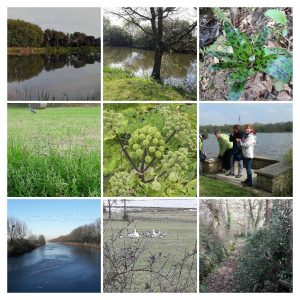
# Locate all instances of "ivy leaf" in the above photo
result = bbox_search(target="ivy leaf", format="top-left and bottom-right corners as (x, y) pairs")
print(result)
(261, 56), (292, 83)
(227, 80), (247, 101)
(264, 9), (287, 25)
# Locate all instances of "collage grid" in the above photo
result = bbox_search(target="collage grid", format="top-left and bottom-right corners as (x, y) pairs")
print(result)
(6, 5), (293, 294)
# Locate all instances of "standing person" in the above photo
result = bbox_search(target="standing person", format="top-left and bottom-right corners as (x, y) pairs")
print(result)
(214, 131), (233, 174)
(200, 132), (208, 163)
(237, 124), (256, 187)
(229, 125), (244, 178)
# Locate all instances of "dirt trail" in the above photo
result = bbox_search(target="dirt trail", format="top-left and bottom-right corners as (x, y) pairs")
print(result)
(203, 239), (246, 293)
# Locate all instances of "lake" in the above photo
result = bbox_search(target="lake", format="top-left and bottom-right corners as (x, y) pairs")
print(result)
(201, 133), (293, 160)
(104, 47), (197, 92)
(8, 243), (100, 293)
(8, 53), (100, 100)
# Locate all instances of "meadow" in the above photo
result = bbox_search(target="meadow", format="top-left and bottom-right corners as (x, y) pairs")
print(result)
(8, 105), (100, 197)
(104, 209), (197, 293)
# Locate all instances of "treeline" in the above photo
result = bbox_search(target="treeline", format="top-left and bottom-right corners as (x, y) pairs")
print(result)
(7, 216), (46, 256)
(50, 219), (100, 246)
(8, 19), (100, 48)
(200, 121), (293, 133)
(103, 17), (196, 54)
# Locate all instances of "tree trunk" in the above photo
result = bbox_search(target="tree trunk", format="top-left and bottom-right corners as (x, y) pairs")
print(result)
(151, 45), (164, 81)
(150, 8), (164, 82)
(265, 199), (273, 224)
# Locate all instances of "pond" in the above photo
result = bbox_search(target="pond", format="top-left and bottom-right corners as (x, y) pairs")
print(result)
(8, 53), (100, 100)
(202, 133), (293, 160)
(8, 243), (100, 293)
(104, 47), (197, 92)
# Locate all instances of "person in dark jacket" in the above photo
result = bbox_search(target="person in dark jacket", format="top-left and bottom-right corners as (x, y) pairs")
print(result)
(229, 125), (244, 178)
(200, 132), (208, 162)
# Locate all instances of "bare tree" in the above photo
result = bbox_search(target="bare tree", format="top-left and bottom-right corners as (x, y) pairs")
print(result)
(107, 7), (197, 81)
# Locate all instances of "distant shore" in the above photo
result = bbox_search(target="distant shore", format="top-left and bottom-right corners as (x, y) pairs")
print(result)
(51, 241), (100, 249)
(8, 46), (100, 55)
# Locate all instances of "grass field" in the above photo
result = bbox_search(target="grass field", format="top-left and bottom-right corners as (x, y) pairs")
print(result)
(104, 209), (197, 293)
(104, 66), (196, 101)
(8, 105), (100, 197)
(200, 176), (259, 197)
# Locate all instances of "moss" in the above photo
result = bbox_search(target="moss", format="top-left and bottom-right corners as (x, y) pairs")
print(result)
(104, 66), (196, 101)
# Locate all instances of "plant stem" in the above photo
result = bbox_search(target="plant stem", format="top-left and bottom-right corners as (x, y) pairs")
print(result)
(116, 136), (139, 172)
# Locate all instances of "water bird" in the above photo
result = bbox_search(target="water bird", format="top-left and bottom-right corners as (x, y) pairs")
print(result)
(127, 228), (140, 238)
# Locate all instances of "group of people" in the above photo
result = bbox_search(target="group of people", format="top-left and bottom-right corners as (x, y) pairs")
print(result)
(200, 124), (257, 187)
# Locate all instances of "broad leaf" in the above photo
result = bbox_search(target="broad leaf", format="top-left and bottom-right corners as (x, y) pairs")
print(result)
(261, 55), (292, 83)
(264, 47), (289, 56)
(209, 60), (241, 70)
(253, 27), (269, 47)
(224, 22), (252, 61)
(207, 51), (234, 60)
(264, 9), (287, 25)
(227, 68), (250, 84)
(227, 80), (247, 101)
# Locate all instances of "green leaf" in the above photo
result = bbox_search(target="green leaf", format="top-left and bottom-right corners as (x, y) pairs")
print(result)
(227, 80), (247, 101)
(210, 60), (241, 70)
(264, 47), (289, 56)
(207, 51), (234, 60)
(273, 80), (284, 92)
(261, 55), (292, 83)
(264, 9), (287, 25)
(224, 22), (252, 61)
(227, 68), (250, 84)
(253, 27), (269, 47)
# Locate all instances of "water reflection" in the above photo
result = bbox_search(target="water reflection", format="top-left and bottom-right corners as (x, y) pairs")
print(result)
(7, 53), (100, 100)
(104, 47), (197, 92)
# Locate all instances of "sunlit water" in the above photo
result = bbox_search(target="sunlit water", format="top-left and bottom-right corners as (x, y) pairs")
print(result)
(202, 133), (293, 160)
(8, 242), (100, 293)
(8, 53), (100, 100)
(104, 47), (197, 92)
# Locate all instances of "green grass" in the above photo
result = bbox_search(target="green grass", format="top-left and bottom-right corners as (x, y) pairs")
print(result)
(8, 106), (100, 197)
(104, 209), (197, 292)
(8, 46), (100, 55)
(200, 176), (259, 197)
(104, 66), (196, 101)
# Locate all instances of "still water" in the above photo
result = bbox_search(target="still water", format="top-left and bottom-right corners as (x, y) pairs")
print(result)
(8, 243), (100, 293)
(104, 47), (197, 92)
(8, 53), (100, 100)
(202, 133), (293, 160)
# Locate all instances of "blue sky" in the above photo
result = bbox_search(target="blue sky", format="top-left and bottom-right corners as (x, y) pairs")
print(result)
(8, 200), (101, 240)
(8, 8), (101, 37)
(200, 103), (293, 125)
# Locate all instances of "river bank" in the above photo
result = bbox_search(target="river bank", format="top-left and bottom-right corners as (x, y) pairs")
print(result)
(104, 66), (196, 100)
(8, 46), (100, 55)
(52, 241), (100, 249)
(8, 240), (45, 257)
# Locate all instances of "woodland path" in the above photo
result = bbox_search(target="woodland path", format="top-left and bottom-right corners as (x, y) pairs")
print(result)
(202, 238), (246, 292)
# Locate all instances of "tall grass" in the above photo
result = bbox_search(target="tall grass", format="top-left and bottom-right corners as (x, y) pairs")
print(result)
(8, 106), (100, 197)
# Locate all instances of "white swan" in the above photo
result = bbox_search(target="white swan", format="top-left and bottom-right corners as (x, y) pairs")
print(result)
(150, 229), (157, 238)
(127, 228), (140, 238)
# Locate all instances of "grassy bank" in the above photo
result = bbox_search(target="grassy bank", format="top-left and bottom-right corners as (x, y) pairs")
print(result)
(8, 240), (45, 256)
(200, 176), (258, 197)
(8, 46), (100, 55)
(8, 106), (100, 197)
(104, 66), (196, 101)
